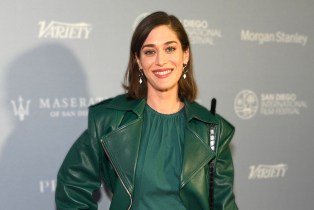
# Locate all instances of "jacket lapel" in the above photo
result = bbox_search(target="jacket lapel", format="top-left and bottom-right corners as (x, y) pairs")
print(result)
(100, 95), (146, 196)
(180, 123), (216, 188)
(180, 101), (218, 188)
(101, 118), (142, 195)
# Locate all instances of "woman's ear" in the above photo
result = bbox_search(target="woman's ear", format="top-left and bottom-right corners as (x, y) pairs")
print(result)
(183, 47), (190, 64)
(135, 55), (142, 69)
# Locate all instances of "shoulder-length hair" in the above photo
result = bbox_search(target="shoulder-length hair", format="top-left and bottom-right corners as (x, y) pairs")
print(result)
(123, 11), (198, 102)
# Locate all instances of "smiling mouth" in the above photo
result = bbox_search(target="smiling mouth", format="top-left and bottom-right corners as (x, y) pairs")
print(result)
(153, 69), (172, 76)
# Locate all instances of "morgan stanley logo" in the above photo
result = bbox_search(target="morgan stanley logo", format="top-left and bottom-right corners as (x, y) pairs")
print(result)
(11, 96), (31, 121)
(38, 21), (92, 39)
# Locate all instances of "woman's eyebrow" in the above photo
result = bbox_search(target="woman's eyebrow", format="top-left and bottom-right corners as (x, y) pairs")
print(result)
(142, 41), (178, 49)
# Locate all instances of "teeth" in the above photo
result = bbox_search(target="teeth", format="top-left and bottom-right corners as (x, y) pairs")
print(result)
(154, 70), (171, 75)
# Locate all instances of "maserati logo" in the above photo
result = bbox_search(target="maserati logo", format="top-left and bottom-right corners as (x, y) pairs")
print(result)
(11, 96), (31, 121)
(234, 90), (259, 119)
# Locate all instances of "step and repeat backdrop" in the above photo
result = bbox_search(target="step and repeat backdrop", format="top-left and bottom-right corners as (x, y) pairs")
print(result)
(0, 1), (313, 209)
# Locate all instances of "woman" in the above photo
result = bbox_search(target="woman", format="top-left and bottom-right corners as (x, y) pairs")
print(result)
(56, 11), (238, 210)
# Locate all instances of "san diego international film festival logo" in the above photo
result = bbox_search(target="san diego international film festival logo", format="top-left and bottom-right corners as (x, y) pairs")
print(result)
(234, 89), (307, 119)
(133, 13), (222, 46)
(38, 21), (92, 39)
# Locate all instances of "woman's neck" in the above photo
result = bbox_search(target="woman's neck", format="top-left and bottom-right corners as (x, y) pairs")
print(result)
(146, 91), (184, 114)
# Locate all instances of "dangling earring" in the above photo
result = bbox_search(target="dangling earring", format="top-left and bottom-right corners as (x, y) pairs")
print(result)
(182, 64), (188, 79)
(139, 68), (143, 84)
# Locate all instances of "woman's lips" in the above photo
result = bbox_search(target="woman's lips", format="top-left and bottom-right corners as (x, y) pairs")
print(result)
(152, 69), (173, 78)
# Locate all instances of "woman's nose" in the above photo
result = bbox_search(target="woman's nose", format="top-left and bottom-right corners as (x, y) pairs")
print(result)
(156, 51), (167, 66)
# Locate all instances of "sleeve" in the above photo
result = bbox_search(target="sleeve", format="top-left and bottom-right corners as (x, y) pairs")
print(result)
(55, 109), (104, 210)
(213, 116), (238, 210)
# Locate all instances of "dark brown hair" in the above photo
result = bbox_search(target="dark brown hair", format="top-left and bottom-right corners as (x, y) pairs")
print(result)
(123, 11), (197, 102)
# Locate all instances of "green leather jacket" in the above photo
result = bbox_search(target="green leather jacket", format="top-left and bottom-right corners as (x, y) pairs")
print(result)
(56, 94), (238, 210)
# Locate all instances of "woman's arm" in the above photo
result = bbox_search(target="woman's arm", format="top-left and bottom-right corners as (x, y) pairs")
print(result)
(213, 116), (238, 210)
(55, 110), (104, 210)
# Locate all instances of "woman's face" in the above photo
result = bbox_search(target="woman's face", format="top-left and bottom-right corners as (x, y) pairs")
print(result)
(136, 25), (189, 95)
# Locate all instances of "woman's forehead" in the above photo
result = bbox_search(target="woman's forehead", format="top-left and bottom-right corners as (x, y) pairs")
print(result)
(143, 25), (180, 46)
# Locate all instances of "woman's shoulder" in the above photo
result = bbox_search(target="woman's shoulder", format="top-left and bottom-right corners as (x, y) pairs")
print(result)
(88, 93), (145, 123)
(89, 94), (138, 113)
(89, 94), (127, 108)
(188, 100), (235, 133)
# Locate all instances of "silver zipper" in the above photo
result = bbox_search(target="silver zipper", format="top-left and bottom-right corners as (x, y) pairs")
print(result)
(209, 125), (216, 151)
(100, 140), (133, 210)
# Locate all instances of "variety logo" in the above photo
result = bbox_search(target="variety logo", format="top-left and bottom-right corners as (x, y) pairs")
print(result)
(10, 96), (104, 121)
(11, 96), (31, 121)
(249, 164), (288, 180)
(241, 30), (308, 46)
(38, 21), (92, 39)
(235, 90), (307, 119)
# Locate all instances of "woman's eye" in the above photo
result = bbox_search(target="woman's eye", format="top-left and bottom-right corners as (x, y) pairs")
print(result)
(166, 46), (176, 53)
(143, 50), (155, 56)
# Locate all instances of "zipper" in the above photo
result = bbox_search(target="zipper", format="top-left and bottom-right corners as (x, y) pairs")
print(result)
(208, 124), (217, 210)
(209, 124), (216, 151)
(100, 140), (133, 210)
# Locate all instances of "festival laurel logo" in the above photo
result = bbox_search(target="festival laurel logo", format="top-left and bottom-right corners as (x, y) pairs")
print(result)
(234, 90), (259, 120)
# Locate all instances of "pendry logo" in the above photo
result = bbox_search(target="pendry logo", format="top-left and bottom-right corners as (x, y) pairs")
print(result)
(38, 21), (92, 39)
(11, 96), (31, 121)
(39, 179), (56, 193)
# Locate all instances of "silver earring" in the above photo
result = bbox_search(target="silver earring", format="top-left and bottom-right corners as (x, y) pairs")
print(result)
(139, 68), (143, 84)
(183, 64), (188, 79)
